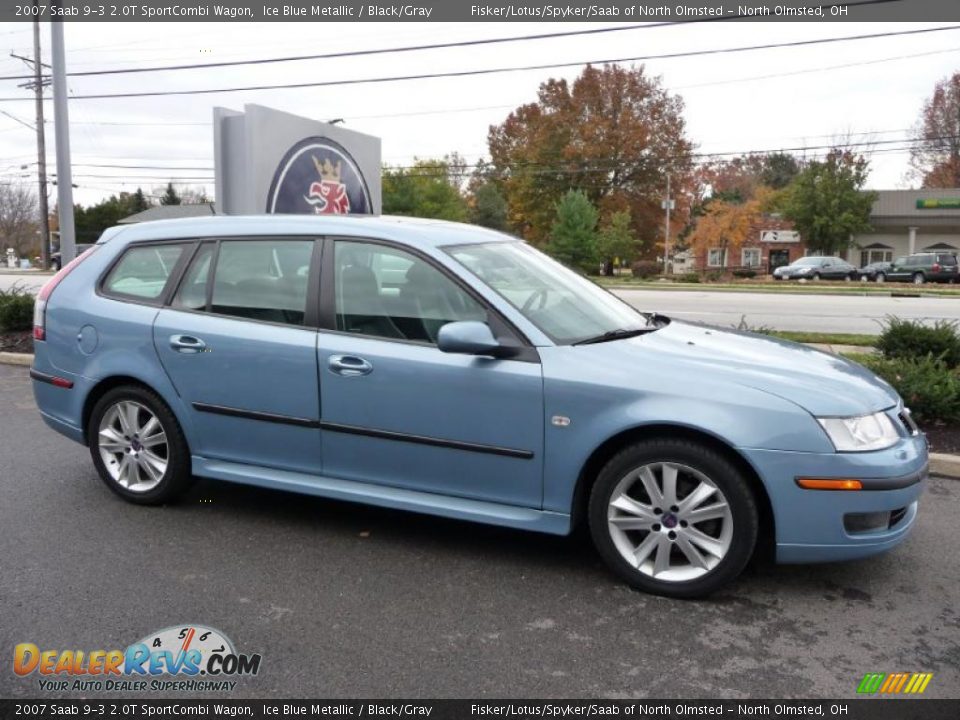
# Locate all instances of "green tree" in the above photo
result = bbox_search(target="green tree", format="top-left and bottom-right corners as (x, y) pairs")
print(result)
(131, 187), (151, 213)
(160, 182), (181, 206)
(382, 157), (468, 221)
(596, 210), (635, 273)
(548, 190), (598, 271)
(73, 193), (147, 244)
(782, 150), (877, 255)
(470, 182), (508, 230)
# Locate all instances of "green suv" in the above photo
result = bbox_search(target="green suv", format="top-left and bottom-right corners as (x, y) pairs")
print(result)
(885, 252), (959, 284)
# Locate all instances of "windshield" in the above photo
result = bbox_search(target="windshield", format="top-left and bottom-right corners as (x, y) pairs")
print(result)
(792, 257), (823, 267)
(446, 241), (650, 344)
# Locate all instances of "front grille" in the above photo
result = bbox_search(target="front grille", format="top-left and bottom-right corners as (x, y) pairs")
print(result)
(844, 512), (891, 534)
(889, 507), (908, 528)
(898, 408), (921, 436)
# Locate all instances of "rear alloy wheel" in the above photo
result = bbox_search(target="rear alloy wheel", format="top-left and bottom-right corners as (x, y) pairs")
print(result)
(589, 439), (758, 598)
(913, 272), (926, 285)
(845, 273), (854, 282)
(875, 272), (885, 283)
(87, 385), (192, 505)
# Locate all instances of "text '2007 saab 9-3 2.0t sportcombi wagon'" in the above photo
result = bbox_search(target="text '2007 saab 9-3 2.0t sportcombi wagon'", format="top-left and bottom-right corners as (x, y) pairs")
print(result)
(31, 215), (927, 597)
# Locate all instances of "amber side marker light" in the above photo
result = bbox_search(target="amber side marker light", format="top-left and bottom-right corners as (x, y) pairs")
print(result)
(796, 478), (863, 491)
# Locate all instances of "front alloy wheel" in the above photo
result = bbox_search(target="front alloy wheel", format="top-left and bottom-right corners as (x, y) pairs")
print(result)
(88, 385), (192, 504)
(606, 462), (733, 583)
(589, 439), (758, 597)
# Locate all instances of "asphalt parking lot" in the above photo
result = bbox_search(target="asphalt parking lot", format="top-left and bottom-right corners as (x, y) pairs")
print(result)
(1, 362), (958, 699)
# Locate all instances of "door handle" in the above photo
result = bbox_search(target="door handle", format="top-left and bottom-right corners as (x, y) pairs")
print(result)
(169, 334), (206, 354)
(328, 355), (373, 377)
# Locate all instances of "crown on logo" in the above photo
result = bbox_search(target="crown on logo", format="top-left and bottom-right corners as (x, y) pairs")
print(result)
(312, 156), (342, 183)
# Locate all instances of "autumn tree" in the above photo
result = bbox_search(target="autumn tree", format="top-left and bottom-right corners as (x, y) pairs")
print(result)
(687, 197), (761, 269)
(382, 157), (468, 221)
(548, 190), (598, 272)
(0, 182), (38, 257)
(782, 149), (877, 255)
(488, 64), (693, 250)
(910, 73), (960, 188)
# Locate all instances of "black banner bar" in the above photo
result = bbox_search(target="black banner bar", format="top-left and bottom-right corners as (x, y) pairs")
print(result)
(3, 0), (960, 23)
(2, 700), (960, 720)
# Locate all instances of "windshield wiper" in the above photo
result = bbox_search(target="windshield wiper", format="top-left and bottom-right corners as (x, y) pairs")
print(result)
(572, 327), (660, 346)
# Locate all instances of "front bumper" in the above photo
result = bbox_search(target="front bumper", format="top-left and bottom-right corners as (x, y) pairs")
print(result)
(741, 434), (927, 563)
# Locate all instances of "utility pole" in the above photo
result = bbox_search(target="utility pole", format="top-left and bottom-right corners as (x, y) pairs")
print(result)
(32, 14), (50, 270)
(661, 174), (674, 275)
(50, 10), (75, 264)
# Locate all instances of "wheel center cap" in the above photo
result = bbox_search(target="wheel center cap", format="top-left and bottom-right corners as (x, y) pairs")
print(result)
(130, 438), (143, 452)
(662, 513), (678, 529)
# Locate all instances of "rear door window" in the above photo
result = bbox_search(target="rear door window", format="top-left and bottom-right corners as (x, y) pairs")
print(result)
(209, 240), (314, 325)
(103, 244), (188, 301)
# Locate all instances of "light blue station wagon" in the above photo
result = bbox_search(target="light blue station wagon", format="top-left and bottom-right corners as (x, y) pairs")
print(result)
(31, 215), (927, 597)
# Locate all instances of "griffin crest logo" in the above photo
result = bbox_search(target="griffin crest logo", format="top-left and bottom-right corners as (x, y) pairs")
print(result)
(305, 156), (351, 214)
(266, 137), (371, 215)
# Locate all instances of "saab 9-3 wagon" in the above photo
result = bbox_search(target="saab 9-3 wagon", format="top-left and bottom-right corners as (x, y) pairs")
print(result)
(31, 216), (927, 597)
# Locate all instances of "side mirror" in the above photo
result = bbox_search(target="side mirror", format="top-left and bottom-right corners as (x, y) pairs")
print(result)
(437, 321), (505, 357)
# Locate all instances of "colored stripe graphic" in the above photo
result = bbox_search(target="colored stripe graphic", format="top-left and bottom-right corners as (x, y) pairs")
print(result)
(857, 672), (932, 694)
(857, 673), (885, 694)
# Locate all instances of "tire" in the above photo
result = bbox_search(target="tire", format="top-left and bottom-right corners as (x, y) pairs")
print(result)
(875, 272), (885, 283)
(913, 272), (926, 285)
(588, 438), (759, 598)
(845, 273), (854, 282)
(86, 385), (193, 505)
(811, 272), (821, 281)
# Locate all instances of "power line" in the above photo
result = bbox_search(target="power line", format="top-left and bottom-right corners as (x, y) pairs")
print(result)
(1, 24), (955, 103)
(0, 23), (672, 82)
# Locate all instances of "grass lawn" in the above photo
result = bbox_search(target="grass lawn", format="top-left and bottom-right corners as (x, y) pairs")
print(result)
(766, 331), (876, 347)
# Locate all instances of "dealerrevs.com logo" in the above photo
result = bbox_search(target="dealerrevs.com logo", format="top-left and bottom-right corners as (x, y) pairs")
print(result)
(13, 624), (261, 692)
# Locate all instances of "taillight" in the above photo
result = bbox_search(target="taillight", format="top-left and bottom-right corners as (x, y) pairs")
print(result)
(933, 263), (941, 272)
(33, 245), (99, 341)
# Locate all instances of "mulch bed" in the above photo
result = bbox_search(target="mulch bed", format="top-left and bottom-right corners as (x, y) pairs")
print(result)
(0, 330), (33, 354)
(922, 423), (960, 454)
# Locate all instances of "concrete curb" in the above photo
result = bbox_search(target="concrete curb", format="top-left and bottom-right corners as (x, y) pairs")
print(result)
(1, 348), (959, 479)
(929, 454), (960, 479)
(0, 351), (32, 366)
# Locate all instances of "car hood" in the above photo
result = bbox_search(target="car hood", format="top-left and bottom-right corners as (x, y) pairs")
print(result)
(586, 320), (898, 417)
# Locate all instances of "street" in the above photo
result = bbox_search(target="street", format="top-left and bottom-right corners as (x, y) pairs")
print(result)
(615, 288), (960, 334)
(1, 362), (958, 699)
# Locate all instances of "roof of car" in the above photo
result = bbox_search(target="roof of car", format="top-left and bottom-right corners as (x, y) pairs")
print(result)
(97, 214), (516, 250)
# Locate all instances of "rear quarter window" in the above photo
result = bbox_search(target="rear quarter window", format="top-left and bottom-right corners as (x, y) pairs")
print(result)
(102, 244), (188, 300)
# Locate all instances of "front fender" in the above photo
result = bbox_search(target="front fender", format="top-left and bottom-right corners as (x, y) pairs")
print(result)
(538, 346), (831, 514)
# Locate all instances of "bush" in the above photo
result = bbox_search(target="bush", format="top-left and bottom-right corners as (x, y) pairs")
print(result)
(629, 260), (661, 280)
(676, 273), (701, 284)
(856, 354), (960, 423)
(0, 284), (34, 333)
(732, 269), (756, 279)
(705, 270), (724, 282)
(876, 317), (960, 369)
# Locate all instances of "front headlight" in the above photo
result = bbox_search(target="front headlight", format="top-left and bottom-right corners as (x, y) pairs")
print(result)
(817, 411), (899, 452)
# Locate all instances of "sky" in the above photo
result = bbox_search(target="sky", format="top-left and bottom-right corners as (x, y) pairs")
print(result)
(0, 20), (958, 207)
